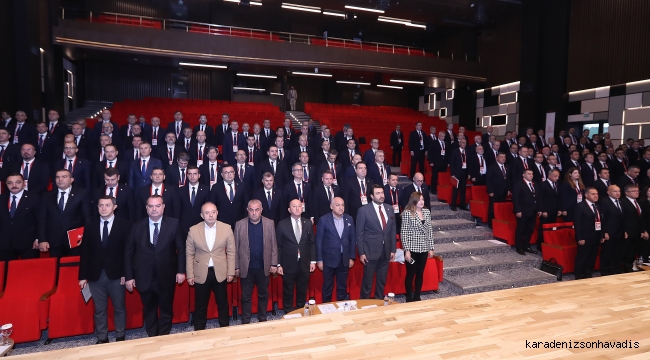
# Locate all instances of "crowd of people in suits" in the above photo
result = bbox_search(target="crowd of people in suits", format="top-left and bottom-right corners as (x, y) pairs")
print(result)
(406, 121), (650, 280)
(0, 109), (435, 344)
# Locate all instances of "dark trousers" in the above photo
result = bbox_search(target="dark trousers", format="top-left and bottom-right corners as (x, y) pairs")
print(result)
(0, 247), (39, 261)
(451, 170), (467, 207)
(48, 244), (80, 258)
(430, 166), (441, 193)
(240, 268), (269, 324)
(575, 236), (600, 279)
(392, 147), (402, 166)
(193, 268), (229, 330)
(282, 268), (309, 314)
(139, 280), (175, 337)
(620, 237), (633, 272)
(360, 251), (389, 299)
(600, 236), (622, 275)
(404, 252), (428, 301)
(410, 152), (425, 178)
(322, 255), (349, 302)
(88, 270), (126, 341)
(538, 214), (557, 249)
(515, 213), (535, 251)
(488, 194), (507, 227)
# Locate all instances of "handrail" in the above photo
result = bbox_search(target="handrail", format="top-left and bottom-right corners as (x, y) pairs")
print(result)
(60, 7), (477, 61)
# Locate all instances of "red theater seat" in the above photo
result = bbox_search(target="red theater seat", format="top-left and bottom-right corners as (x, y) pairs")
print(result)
(0, 258), (57, 344)
(492, 202), (538, 246)
(172, 281), (190, 323)
(47, 257), (95, 341)
(470, 185), (489, 223)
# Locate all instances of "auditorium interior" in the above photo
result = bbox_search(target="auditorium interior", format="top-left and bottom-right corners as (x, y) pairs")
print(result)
(1, 0), (650, 358)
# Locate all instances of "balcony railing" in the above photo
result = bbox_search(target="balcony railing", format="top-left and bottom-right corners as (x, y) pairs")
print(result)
(60, 8), (478, 62)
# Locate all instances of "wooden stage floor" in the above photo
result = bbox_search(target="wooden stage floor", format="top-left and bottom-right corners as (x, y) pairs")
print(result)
(15, 272), (650, 359)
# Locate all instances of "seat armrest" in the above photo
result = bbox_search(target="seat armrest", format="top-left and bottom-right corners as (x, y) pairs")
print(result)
(40, 286), (58, 301)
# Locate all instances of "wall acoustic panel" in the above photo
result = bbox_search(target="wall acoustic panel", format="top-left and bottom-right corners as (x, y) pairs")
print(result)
(476, 108), (484, 118)
(498, 104), (508, 115)
(625, 93), (643, 109)
(623, 107), (650, 124)
(507, 103), (517, 114)
(483, 106), (499, 116)
(595, 86), (610, 98)
(581, 98), (609, 113)
(594, 112), (609, 120)
(609, 96), (626, 125)
(641, 125), (650, 139)
(608, 125), (623, 140)
(568, 113), (593, 122)
(627, 80), (650, 94)
(623, 124), (641, 140)
(643, 92), (650, 106)
(499, 92), (517, 104)
(568, 90), (595, 102)
(476, 98), (484, 108)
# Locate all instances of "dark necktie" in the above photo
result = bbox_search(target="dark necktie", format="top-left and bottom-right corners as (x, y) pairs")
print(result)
(327, 186), (332, 202)
(552, 182), (556, 192)
(267, 190), (272, 208)
(68, 159), (73, 171)
(379, 206), (387, 230)
(210, 164), (215, 182)
(606, 180), (610, 187)
(38, 135), (44, 149)
(191, 187), (196, 206)
(141, 160), (147, 178)
(0, 145), (4, 158)
(330, 163), (336, 179)
(297, 183), (303, 201)
(180, 168), (186, 185)
(501, 165), (506, 179)
(152, 223), (159, 246)
(23, 162), (29, 180)
(102, 220), (109, 244)
(108, 161), (114, 168)
(228, 183), (234, 202)
(109, 187), (114, 197)
(240, 165), (245, 180)
(176, 123), (180, 137)
(615, 199), (621, 212)
(58, 191), (65, 211)
(279, 149), (283, 161)
(303, 166), (309, 182)
(360, 180), (366, 195)
(186, 139), (190, 151)
(9, 195), (17, 218)
(391, 188), (397, 205)
(635, 200), (641, 216)
(154, 188), (159, 195)
(135, 150), (139, 159)
(529, 182), (535, 194)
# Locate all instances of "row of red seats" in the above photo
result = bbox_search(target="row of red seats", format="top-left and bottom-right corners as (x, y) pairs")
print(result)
(541, 222), (601, 273)
(94, 15), (162, 29)
(1, 252), (442, 344)
(308, 38), (426, 56)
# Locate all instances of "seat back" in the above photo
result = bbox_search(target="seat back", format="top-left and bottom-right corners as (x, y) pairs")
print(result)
(57, 256), (81, 292)
(471, 185), (488, 202)
(543, 222), (575, 246)
(0, 261), (5, 293)
(494, 202), (515, 222)
(4, 258), (57, 300)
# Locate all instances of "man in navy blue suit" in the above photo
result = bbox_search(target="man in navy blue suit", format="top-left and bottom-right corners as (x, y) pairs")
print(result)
(316, 196), (356, 302)
(129, 142), (163, 192)
(362, 138), (380, 166)
(222, 121), (246, 166)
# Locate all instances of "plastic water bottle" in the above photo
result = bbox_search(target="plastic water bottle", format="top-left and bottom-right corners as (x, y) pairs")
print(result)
(303, 303), (310, 316)
(384, 295), (389, 306)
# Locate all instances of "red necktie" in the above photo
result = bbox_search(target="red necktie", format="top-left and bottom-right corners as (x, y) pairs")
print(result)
(635, 200), (641, 216)
(379, 206), (387, 230)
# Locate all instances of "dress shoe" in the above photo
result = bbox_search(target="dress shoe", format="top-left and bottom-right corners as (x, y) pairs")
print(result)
(516, 249), (526, 255)
(524, 247), (538, 255)
(96, 339), (109, 344)
(115, 336), (126, 342)
(450, 206), (457, 211)
(460, 205), (469, 211)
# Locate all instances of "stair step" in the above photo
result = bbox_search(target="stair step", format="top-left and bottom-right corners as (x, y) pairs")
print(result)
(430, 201), (450, 210)
(433, 228), (493, 243)
(442, 251), (543, 276)
(431, 218), (476, 231)
(435, 240), (511, 258)
(430, 209), (473, 221)
(444, 267), (556, 295)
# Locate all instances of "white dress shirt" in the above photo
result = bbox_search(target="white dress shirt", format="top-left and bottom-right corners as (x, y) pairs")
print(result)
(57, 187), (72, 210)
(373, 202), (388, 232)
(99, 215), (115, 239)
(148, 217), (161, 244)
(205, 222), (216, 267)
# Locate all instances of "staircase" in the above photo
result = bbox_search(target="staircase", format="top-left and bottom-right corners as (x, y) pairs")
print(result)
(286, 111), (321, 132)
(65, 100), (113, 125)
(428, 196), (556, 295)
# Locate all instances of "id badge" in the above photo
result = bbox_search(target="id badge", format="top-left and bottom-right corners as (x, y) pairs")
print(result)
(333, 179), (338, 185)
(462, 162), (467, 169)
(398, 138), (401, 144)
(441, 150), (445, 156)
(393, 204), (399, 213)
(13, 136), (18, 144)
(595, 221), (601, 231)
(297, 250), (301, 260)
(420, 140), (424, 147)
(152, 139), (158, 146)
(577, 194), (583, 203)
(197, 160), (203, 167)
(480, 166), (485, 173)
(232, 145), (238, 152)
(0, 162), (3, 169)
(383, 179), (388, 185)
(361, 196), (368, 205)
(302, 202), (306, 213)
(24, 179), (29, 190)
(248, 162), (254, 166)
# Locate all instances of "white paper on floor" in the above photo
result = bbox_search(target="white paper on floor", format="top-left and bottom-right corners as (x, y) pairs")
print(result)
(488, 240), (508, 245)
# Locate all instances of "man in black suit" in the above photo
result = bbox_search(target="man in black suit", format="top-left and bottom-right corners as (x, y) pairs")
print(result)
(357, 185), (396, 299)
(399, 173), (431, 213)
(342, 161), (374, 221)
(530, 153), (548, 185)
(573, 187), (604, 279)
(136, 167), (181, 219)
(0, 129), (20, 177)
(581, 153), (599, 187)
(484, 140), (501, 166)
(449, 138), (470, 211)
(215, 113), (230, 147)
(594, 168), (611, 202)
(199, 146), (222, 189)
(244, 135), (262, 167)
(11, 111), (37, 147)
(120, 114), (139, 150)
(297, 151), (316, 185)
(275, 136), (292, 168)
(257, 145), (289, 188)
(390, 125), (404, 166)
(0, 174), (40, 261)
(211, 165), (250, 230)
(512, 169), (540, 256)
(616, 165), (640, 191)
(70, 124), (90, 160)
(54, 141), (92, 190)
(384, 174), (402, 235)
(149, 117), (165, 154)
(444, 123), (456, 147)
(92, 110), (119, 141)
(234, 150), (257, 193)
(120, 136), (144, 172)
(620, 184), (648, 271)
(367, 150), (391, 187)
(178, 165), (210, 235)
(125, 195), (186, 337)
(537, 169), (562, 251)
(600, 184), (625, 275)
(290, 135), (313, 166)
(193, 115), (215, 146)
(176, 127), (195, 155)
(486, 153), (510, 228)
(253, 172), (284, 225)
(137, 115), (152, 142)
(313, 170), (341, 221)
(94, 144), (129, 189)
(259, 119), (274, 150)
(482, 126), (494, 147)
(339, 138), (359, 171)
(223, 121), (246, 166)
(500, 131), (514, 153)
(505, 142), (520, 166)
(79, 195), (131, 344)
(34, 122), (56, 163)
(45, 110), (67, 148)
(408, 122), (427, 178)
(283, 162), (314, 222)
(468, 145), (488, 186)
(276, 199), (316, 313)
(427, 131), (447, 193)
(94, 167), (135, 222)
(165, 152), (190, 188)
(316, 151), (342, 187)
(11, 143), (50, 196)
(159, 133), (180, 170)
(166, 111), (190, 140)
(98, 122), (123, 153)
(510, 145), (533, 186)
(38, 169), (91, 257)
(313, 139), (331, 168)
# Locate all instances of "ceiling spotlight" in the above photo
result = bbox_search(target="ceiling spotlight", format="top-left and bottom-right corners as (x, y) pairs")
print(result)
(377, 84), (403, 89)
(291, 71), (332, 77)
(344, 5), (384, 13)
(179, 62), (227, 69)
(390, 79), (424, 84)
(282, 3), (321, 13)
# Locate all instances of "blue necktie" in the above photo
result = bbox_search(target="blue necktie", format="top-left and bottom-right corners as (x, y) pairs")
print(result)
(23, 162), (29, 180)
(297, 183), (302, 201)
(141, 160), (147, 178)
(153, 223), (159, 247)
(191, 187), (196, 206)
(228, 183), (234, 202)
(9, 195), (17, 218)
(267, 190), (272, 208)
(58, 191), (65, 211)
(303, 166), (309, 182)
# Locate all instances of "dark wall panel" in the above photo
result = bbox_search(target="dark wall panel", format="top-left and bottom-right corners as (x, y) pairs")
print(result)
(0, 0), (16, 113)
(476, 10), (522, 87)
(567, 0), (650, 91)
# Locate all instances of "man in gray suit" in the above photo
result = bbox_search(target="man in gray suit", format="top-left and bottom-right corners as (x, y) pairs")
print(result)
(356, 184), (397, 299)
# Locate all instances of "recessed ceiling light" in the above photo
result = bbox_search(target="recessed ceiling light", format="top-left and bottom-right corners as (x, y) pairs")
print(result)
(237, 73), (277, 79)
(233, 86), (265, 91)
(377, 84), (403, 89)
(390, 79), (424, 84)
(179, 62), (227, 69)
(336, 80), (371, 85)
(282, 3), (321, 13)
(323, 10), (346, 17)
(270, 92), (284, 96)
(344, 5), (384, 13)
(291, 71), (332, 77)
(250, 1), (262, 5)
